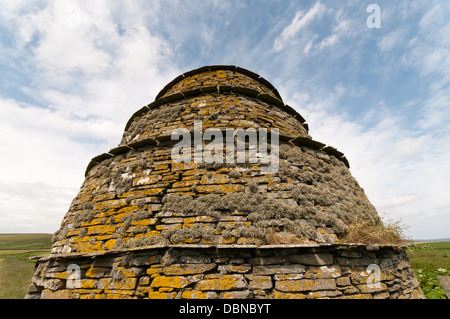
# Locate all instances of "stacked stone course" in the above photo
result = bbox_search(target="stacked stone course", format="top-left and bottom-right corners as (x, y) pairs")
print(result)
(27, 65), (424, 299)
(27, 245), (422, 299)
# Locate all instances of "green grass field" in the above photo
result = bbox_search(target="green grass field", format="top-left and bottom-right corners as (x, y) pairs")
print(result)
(0, 234), (448, 299)
(0, 234), (52, 299)
(406, 241), (450, 299)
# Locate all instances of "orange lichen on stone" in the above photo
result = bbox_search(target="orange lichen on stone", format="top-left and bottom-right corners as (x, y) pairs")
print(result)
(28, 65), (423, 300)
(196, 274), (247, 291)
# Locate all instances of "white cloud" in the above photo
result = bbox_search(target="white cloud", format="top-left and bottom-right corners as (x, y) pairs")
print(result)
(273, 2), (326, 52)
(285, 82), (450, 239)
(318, 34), (338, 50)
(390, 135), (432, 159)
(377, 28), (406, 52)
(0, 1), (181, 233)
(399, 2), (450, 132)
(0, 98), (95, 233)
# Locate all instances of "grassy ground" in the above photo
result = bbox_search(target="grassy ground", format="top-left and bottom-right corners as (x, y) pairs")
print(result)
(406, 241), (450, 299)
(0, 234), (52, 299)
(0, 257), (38, 299)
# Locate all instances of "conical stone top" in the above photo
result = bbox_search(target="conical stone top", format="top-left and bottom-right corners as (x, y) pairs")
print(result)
(51, 65), (381, 254)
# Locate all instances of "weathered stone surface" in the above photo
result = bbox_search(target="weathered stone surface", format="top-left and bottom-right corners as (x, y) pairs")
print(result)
(218, 264), (252, 274)
(150, 275), (201, 289)
(220, 290), (253, 299)
(290, 253), (333, 266)
(253, 264), (306, 275)
(29, 245), (424, 299)
(357, 282), (388, 294)
(196, 274), (247, 291)
(437, 276), (450, 299)
(163, 263), (216, 275)
(181, 290), (218, 299)
(27, 65), (424, 300)
(27, 282), (42, 293)
(336, 276), (351, 287)
(246, 275), (273, 290)
(271, 290), (307, 299)
(98, 278), (137, 290)
(275, 279), (336, 292)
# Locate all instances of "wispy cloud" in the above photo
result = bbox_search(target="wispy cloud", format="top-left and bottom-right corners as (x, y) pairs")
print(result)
(273, 1), (326, 52)
(377, 28), (407, 52)
(0, 1), (180, 232)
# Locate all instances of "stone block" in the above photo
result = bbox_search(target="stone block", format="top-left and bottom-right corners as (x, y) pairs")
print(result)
(150, 275), (189, 289)
(356, 282), (387, 294)
(303, 265), (341, 279)
(253, 264), (306, 275)
(196, 274), (247, 291)
(437, 276), (450, 299)
(218, 264), (252, 274)
(220, 290), (252, 299)
(273, 274), (304, 281)
(99, 277), (137, 290)
(338, 294), (372, 299)
(247, 275), (273, 290)
(163, 263), (217, 275)
(336, 276), (351, 287)
(85, 267), (111, 278)
(271, 290), (307, 299)
(179, 255), (211, 264)
(181, 290), (218, 299)
(275, 279), (336, 292)
(148, 291), (178, 299)
(36, 278), (65, 291)
(41, 289), (73, 299)
(290, 253), (333, 266)
(249, 256), (290, 265)
(307, 290), (342, 299)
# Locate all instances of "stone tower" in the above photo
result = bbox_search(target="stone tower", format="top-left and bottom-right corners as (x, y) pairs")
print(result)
(26, 65), (424, 299)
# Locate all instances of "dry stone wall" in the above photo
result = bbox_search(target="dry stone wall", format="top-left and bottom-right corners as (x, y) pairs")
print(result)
(28, 65), (424, 299)
(27, 245), (423, 299)
(161, 68), (281, 100)
(121, 93), (308, 146)
(50, 137), (378, 255)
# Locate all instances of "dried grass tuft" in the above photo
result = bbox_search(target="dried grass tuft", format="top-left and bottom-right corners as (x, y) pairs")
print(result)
(340, 216), (407, 245)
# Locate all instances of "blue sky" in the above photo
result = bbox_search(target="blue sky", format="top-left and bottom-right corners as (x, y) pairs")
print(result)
(0, 0), (449, 239)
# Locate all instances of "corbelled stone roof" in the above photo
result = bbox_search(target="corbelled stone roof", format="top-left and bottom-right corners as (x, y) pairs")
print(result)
(51, 65), (381, 255)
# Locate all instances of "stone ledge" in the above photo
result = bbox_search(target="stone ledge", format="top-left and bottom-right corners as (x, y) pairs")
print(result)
(125, 85), (292, 132)
(30, 242), (412, 262)
(84, 129), (350, 177)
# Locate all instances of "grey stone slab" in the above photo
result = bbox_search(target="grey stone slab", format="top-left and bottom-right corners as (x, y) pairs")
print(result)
(437, 276), (450, 299)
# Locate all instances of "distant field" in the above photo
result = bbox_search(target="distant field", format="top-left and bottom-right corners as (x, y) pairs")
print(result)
(0, 233), (52, 251)
(0, 233), (52, 299)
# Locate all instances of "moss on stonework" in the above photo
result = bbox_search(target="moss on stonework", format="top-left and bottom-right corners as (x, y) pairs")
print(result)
(162, 224), (215, 244)
(49, 69), (389, 253)
(162, 194), (223, 218)
(161, 192), (318, 244)
(73, 209), (96, 228)
(113, 235), (169, 250)
(280, 143), (381, 227)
